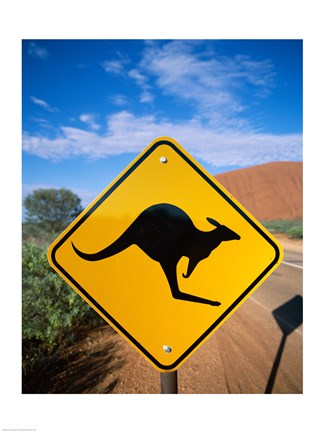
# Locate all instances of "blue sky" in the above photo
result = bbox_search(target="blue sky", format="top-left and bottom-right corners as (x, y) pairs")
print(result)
(22, 39), (302, 209)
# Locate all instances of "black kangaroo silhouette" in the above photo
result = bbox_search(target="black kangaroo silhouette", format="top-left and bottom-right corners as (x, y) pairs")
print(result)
(72, 203), (240, 306)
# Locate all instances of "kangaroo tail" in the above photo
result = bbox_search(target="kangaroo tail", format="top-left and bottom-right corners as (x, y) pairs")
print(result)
(72, 229), (133, 261)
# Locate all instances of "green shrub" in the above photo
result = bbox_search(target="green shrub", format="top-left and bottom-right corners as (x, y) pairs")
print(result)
(286, 225), (303, 239)
(262, 219), (303, 239)
(23, 188), (83, 233)
(22, 222), (61, 245)
(22, 242), (103, 375)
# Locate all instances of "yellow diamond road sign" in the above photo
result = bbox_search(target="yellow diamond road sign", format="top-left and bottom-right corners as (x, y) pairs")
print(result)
(48, 137), (283, 372)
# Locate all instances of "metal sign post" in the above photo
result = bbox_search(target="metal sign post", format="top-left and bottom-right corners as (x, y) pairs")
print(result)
(160, 371), (178, 394)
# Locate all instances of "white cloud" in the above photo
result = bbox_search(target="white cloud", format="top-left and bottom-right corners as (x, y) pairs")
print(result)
(28, 42), (49, 59)
(102, 41), (275, 113)
(113, 40), (276, 119)
(138, 40), (275, 121)
(79, 113), (100, 130)
(30, 96), (59, 113)
(128, 68), (147, 86)
(140, 90), (154, 103)
(101, 58), (128, 76)
(128, 68), (154, 104)
(109, 94), (130, 106)
(22, 110), (302, 167)
(29, 117), (53, 129)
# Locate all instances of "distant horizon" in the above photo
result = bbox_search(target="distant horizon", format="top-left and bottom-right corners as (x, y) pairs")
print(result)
(22, 159), (303, 222)
(22, 39), (302, 210)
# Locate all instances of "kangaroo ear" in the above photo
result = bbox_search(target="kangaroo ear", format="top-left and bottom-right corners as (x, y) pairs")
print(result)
(207, 217), (221, 228)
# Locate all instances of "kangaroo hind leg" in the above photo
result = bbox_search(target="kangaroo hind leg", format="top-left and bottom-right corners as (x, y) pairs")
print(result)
(160, 261), (221, 306)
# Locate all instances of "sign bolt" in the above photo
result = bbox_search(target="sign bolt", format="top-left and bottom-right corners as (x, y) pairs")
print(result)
(160, 156), (168, 164)
(163, 345), (172, 353)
